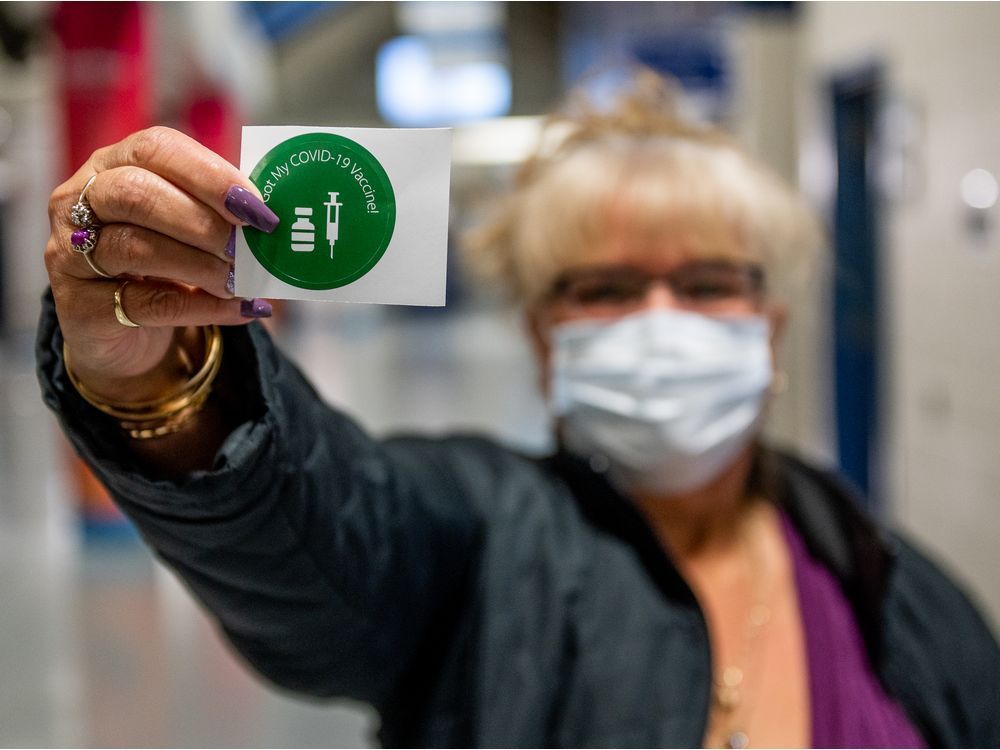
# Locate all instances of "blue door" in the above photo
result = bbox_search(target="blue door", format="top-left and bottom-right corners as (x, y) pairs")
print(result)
(831, 66), (883, 508)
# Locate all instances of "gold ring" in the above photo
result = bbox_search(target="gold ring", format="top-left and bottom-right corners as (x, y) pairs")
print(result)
(113, 281), (141, 328)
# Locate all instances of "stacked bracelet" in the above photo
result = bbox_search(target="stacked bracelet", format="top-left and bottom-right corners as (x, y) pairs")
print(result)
(63, 325), (224, 440)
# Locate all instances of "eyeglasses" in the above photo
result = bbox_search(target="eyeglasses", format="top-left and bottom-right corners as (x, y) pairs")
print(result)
(546, 260), (766, 313)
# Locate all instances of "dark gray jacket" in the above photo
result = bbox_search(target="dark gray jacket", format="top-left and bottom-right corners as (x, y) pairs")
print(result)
(37, 295), (1000, 747)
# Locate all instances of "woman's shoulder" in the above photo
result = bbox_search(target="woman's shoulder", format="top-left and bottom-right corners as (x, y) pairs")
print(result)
(880, 530), (1000, 746)
(771, 447), (996, 638)
(883, 529), (1000, 660)
(771, 447), (1000, 744)
(772, 447), (996, 638)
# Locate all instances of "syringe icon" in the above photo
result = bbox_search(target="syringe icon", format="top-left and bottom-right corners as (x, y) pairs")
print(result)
(324, 192), (342, 259)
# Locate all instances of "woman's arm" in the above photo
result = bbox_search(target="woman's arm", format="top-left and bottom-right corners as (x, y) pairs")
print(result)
(38, 128), (484, 709)
(38, 295), (483, 707)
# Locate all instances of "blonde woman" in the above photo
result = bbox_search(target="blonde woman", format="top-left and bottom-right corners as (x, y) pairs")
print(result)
(39, 75), (998, 747)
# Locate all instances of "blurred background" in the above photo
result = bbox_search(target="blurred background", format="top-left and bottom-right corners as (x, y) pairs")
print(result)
(1, 1), (998, 746)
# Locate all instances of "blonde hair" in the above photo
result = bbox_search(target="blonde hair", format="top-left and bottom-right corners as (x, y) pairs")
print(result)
(464, 71), (824, 308)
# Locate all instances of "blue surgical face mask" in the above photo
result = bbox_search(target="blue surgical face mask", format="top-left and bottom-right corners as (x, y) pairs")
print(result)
(549, 308), (773, 495)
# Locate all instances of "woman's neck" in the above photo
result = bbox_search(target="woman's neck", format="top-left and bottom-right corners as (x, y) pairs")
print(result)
(631, 445), (760, 560)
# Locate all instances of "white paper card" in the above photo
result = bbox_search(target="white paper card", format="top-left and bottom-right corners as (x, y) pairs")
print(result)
(235, 126), (451, 306)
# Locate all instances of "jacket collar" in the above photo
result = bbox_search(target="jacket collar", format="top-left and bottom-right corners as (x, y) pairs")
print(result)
(762, 449), (898, 666)
(545, 445), (898, 666)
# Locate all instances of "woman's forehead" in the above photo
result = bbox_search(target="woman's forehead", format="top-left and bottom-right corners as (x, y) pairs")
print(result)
(570, 223), (758, 272)
(589, 171), (758, 255)
(521, 144), (775, 302)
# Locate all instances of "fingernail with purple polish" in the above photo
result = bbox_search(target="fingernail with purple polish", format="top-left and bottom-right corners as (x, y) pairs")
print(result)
(240, 298), (272, 319)
(225, 186), (279, 233)
(225, 227), (236, 258)
(226, 265), (235, 295)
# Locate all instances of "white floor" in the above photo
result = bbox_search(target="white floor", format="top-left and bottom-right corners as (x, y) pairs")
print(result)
(0, 302), (548, 747)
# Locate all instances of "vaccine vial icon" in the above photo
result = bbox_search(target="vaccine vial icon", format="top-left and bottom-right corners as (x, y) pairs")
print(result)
(290, 207), (316, 252)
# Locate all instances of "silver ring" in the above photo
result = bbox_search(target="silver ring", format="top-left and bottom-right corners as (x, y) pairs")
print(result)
(69, 174), (106, 268)
(70, 174), (99, 228)
(70, 227), (100, 254)
(83, 249), (113, 278)
(113, 281), (141, 328)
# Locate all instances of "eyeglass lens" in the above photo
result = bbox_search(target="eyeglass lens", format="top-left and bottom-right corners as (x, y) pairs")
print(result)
(549, 260), (765, 311)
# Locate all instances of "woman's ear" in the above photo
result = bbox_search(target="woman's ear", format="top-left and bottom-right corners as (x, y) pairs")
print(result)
(766, 302), (789, 382)
(767, 302), (788, 351)
(525, 307), (553, 397)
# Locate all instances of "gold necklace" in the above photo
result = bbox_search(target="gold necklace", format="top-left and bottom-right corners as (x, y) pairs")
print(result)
(707, 511), (774, 749)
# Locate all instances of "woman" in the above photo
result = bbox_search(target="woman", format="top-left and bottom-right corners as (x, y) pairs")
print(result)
(38, 77), (999, 748)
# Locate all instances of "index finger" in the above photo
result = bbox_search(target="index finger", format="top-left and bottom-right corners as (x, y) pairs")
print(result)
(89, 126), (278, 232)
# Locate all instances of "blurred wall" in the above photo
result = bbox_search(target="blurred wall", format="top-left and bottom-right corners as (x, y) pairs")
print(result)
(730, 10), (836, 466)
(0, 35), (57, 334)
(800, 1), (1000, 629)
(263, 3), (560, 126)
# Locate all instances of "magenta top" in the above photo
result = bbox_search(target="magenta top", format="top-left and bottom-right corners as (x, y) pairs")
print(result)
(780, 512), (927, 748)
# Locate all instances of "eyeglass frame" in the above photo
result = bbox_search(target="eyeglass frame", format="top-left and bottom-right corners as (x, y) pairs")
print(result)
(542, 259), (768, 315)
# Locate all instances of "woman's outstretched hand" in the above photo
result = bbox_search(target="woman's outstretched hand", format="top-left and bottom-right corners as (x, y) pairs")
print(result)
(45, 126), (277, 403)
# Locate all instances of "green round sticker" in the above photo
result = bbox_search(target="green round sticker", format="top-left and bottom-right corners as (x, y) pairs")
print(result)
(245, 132), (396, 290)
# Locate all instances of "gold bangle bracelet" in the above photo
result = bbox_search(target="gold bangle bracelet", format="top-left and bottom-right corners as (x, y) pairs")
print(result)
(65, 326), (222, 415)
(119, 391), (214, 440)
(63, 325), (223, 439)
